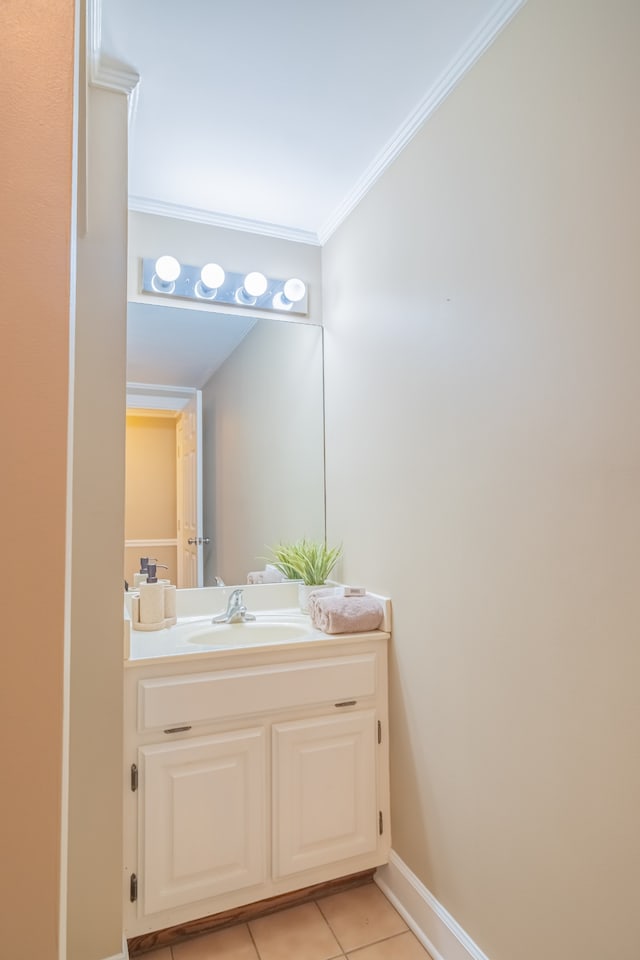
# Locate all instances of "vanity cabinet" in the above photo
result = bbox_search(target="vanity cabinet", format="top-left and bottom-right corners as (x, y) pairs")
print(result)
(123, 636), (390, 938)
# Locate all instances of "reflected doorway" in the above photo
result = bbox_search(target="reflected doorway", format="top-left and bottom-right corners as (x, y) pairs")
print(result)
(125, 384), (205, 589)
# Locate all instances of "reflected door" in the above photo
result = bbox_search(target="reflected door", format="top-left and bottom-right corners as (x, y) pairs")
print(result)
(177, 391), (204, 587)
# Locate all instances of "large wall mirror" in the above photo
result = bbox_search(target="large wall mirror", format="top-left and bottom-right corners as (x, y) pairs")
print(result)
(125, 300), (325, 588)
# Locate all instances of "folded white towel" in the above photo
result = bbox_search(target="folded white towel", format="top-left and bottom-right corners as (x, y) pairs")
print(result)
(312, 596), (384, 635)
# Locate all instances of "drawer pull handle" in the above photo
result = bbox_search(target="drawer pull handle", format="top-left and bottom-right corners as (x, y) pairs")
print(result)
(164, 725), (192, 734)
(335, 700), (357, 708)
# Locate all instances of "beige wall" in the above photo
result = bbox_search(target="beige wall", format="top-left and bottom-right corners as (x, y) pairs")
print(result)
(322, 1), (640, 958)
(202, 319), (325, 585)
(125, 415), (177, 540)
(68, 80), (129, 958)
(1, 2), (75, 956)
(125, 412), (178, 584)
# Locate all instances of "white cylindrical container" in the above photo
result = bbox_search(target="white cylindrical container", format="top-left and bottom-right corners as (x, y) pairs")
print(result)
(138, 582), (165, 625)
(163, 584), (177, 620)
(130, 595), (140, 625)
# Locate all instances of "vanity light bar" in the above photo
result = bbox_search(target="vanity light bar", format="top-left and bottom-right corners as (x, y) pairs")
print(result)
(141, 257), (308, 315)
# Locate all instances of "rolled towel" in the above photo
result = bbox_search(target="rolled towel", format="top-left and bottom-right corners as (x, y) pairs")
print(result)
(312, 595), (384, 635)
(307, 587), (339, 620)
(247, 567), (286, 584)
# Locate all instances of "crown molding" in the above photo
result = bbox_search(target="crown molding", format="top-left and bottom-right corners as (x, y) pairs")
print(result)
(91, 0), (526, 247)
(90, 54), (140, 96)
(127, 196), (321, 246)
(317, 0), (528, 244)
(87, 0), (140, 100)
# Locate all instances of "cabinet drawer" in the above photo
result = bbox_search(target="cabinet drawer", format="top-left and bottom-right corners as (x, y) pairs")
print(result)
(138, 654), (378, 732)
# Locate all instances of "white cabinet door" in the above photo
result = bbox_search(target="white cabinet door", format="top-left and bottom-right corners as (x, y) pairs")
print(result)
(272, 710), (378, 878)
(139, 728), (266, 916)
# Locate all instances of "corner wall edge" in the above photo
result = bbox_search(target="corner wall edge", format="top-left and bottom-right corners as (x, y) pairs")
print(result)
(317, 0), (529, 243)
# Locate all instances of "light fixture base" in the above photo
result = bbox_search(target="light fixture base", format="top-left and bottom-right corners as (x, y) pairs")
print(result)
(141, 259), (308, 315)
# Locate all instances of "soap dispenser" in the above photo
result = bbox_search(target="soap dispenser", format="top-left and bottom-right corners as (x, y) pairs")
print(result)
(133, 556), (151, 588)
(138, 563), (165, 626)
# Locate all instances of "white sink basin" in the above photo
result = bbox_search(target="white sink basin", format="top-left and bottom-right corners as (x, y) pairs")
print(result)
(184, 619), (315, 646)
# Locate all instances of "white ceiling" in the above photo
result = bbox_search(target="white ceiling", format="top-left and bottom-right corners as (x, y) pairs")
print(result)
(99, 0), (524, 387)
(125, 302), (257, 388)
(100, 0), (524, 244)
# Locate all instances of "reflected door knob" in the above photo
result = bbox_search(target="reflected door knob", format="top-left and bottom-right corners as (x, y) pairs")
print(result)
(187, 537), (211, 545)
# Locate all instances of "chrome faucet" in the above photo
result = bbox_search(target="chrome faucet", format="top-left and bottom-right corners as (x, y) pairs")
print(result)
(212, 588), (256, 624)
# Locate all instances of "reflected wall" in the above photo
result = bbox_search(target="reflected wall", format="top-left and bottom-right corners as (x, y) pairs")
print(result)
(202, 318), (325, 585)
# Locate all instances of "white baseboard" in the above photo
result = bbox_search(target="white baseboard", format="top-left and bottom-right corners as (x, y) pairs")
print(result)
(375, 851), (490, 960)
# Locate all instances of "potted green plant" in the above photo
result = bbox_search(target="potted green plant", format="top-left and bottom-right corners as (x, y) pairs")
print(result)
(266, 538), (342, 611)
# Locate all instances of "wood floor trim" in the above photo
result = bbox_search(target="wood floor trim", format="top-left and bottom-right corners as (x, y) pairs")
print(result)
(127, 869), (376, 956)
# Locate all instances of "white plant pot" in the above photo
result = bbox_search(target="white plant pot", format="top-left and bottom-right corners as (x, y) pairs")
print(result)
(298, 583), (324, 613)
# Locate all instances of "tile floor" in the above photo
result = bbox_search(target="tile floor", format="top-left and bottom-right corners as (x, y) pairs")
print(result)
(138, 883), (432, 960)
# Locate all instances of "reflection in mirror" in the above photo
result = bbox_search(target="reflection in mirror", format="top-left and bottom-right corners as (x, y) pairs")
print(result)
(125, 301), (325, 588)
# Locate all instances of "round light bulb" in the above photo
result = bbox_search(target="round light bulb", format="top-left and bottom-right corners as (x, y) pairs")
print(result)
(243, 271), (268, 298)
(283, 278), (306, 303)
(200, 262), (225, 290)
(154, 255), (181, 283)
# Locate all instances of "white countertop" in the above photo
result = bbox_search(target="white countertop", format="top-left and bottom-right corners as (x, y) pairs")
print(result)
(127, 612), (388, 666)
(124, 584), (391, 666)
